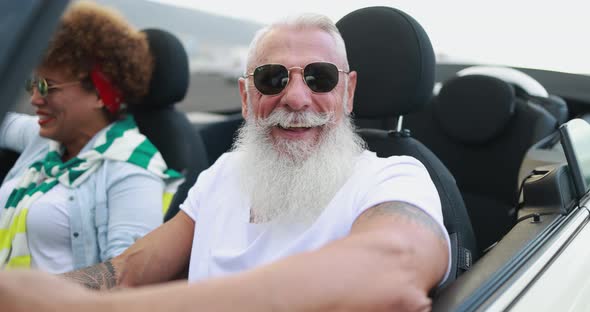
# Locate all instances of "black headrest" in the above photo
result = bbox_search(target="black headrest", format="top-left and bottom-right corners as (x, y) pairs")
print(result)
(533, 94), (568, 125)
(435, 75), (516, 144)
(140, 28), (189, 109)
(336, 6), (435, 118)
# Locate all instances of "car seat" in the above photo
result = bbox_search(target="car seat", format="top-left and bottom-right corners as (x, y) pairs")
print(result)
(197, 112), (244, 166)
(131, 28), (209, 221)
(337, 6), (478, 283)
(406, 74), (557, 250)
(456, 66), (568, 125)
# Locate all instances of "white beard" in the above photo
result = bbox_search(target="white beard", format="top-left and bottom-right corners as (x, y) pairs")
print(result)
(233, 108), (365, 225)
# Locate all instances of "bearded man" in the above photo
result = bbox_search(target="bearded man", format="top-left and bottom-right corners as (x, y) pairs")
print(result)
(0, 14), (450, 312)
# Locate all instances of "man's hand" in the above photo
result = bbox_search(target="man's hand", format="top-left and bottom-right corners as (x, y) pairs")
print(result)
(61, 261), (117, 290)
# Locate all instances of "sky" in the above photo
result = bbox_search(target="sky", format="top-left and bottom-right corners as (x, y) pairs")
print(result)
(151, 0), (590, 75)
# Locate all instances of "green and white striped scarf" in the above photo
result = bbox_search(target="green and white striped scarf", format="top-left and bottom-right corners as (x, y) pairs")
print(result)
(0, 115), (182, 270)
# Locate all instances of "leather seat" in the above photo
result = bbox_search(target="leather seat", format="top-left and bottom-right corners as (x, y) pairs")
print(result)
(131, 28), (209, 221)
(406, 74), (557, 250)
(337, 6), (478, 284)
(197, 112), (244, 166)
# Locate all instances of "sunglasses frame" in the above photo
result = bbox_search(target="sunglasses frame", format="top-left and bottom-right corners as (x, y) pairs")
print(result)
(25, 76), (80, 98)
(244, 62), (349, 95)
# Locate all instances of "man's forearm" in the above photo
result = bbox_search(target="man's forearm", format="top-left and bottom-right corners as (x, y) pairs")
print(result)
(61, 261), (118, 290)
(39, 201), (444, 311)
(90, 250), (330, 312)
(97, 229), (434, 312)
(61, 211), (194, 290)
(6, 220), (441, 312)
(3, 244), (369, 312)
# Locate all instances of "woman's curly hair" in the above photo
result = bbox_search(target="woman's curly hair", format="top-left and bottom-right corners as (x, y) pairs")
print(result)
(40, 1), (153, 105)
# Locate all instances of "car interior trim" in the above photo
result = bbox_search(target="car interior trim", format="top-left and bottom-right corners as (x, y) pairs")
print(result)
(485, 206), (589, 311)
(509, 204), (590, 310)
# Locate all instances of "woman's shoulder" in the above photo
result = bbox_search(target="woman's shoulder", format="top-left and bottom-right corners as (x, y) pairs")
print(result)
(101, 159), (164, 185)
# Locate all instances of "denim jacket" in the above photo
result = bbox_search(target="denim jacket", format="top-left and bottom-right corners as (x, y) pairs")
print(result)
(0, 113), (163, 270)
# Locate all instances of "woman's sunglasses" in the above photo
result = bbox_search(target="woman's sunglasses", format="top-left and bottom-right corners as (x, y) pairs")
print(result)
(244, 62), (349, 95)
(25, 76), (80, 98)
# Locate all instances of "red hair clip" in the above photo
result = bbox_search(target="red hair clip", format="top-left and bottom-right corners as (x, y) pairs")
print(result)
(90, 64), (123, 114)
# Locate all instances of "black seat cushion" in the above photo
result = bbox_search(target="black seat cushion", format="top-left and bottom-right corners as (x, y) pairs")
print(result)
(360, 129), (478, 276)
(337, 6), (435, 118)
(407, 85), (557, 249)
(136, 29), (188, 109)
(132, 108), (209, 221)
(197, 113), (244, 166)
(534, 94), (568, 125)
(435, 75), (516, 144)
(131, 28), (209, 221)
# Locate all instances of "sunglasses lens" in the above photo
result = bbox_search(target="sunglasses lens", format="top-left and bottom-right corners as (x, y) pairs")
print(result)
(37, 78), (48, 97)
(24, 78), (34, 95)
(304, 62), (339, 93)
(253, 64), (289, 95)
(24, 77), (49, 97)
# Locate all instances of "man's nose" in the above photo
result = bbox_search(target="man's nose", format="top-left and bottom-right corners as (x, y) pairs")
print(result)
(279, 71), (312, 111)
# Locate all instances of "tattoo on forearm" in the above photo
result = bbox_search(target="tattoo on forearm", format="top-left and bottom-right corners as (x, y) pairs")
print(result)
(361, 201), (447, 241)
(61, 260), (117, 290)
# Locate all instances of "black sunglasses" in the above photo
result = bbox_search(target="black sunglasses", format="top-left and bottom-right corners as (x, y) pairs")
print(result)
(244, 62), (349, 95)
(25, 76), (79, 98)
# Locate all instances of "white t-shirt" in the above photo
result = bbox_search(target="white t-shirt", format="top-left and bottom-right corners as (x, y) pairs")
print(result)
(0, 177), (75, 273)
(181, 150), (451, 283)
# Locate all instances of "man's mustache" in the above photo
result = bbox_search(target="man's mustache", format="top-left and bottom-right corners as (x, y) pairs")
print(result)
(256, 109), (335, 129)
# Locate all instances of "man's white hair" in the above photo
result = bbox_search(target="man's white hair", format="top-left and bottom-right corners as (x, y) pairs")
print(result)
(244, 14), (350, 75)
(243, 14), (352, 112)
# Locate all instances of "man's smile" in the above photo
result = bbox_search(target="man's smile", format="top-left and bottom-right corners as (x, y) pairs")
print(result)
(272, 124), (321, 140)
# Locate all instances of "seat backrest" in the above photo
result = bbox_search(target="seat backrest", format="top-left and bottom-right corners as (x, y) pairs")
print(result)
(536, 94), (568, 125)
(197, 112), (244, 166)
(406, 74), (557, 250)
(337, 6), (478, 283)
(130, 28), (209, 221)
(456, 65), (569, 125)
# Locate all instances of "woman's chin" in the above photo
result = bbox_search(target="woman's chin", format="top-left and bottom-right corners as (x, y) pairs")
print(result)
(38, 128), (57, 141)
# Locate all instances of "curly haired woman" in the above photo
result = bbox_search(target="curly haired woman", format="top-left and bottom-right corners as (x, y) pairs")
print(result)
(0, 1), (181, 273)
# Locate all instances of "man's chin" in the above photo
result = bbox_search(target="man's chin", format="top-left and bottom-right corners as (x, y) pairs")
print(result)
(270, 131), (325, 161)
(272, 140), (317, 163)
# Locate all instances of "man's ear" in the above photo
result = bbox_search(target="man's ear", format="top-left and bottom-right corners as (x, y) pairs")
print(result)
(239, 77), (250, 119)
(346, 71), (357, 114)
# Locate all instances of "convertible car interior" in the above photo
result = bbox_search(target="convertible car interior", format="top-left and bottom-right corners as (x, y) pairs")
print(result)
(3, 2), (590, 311)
